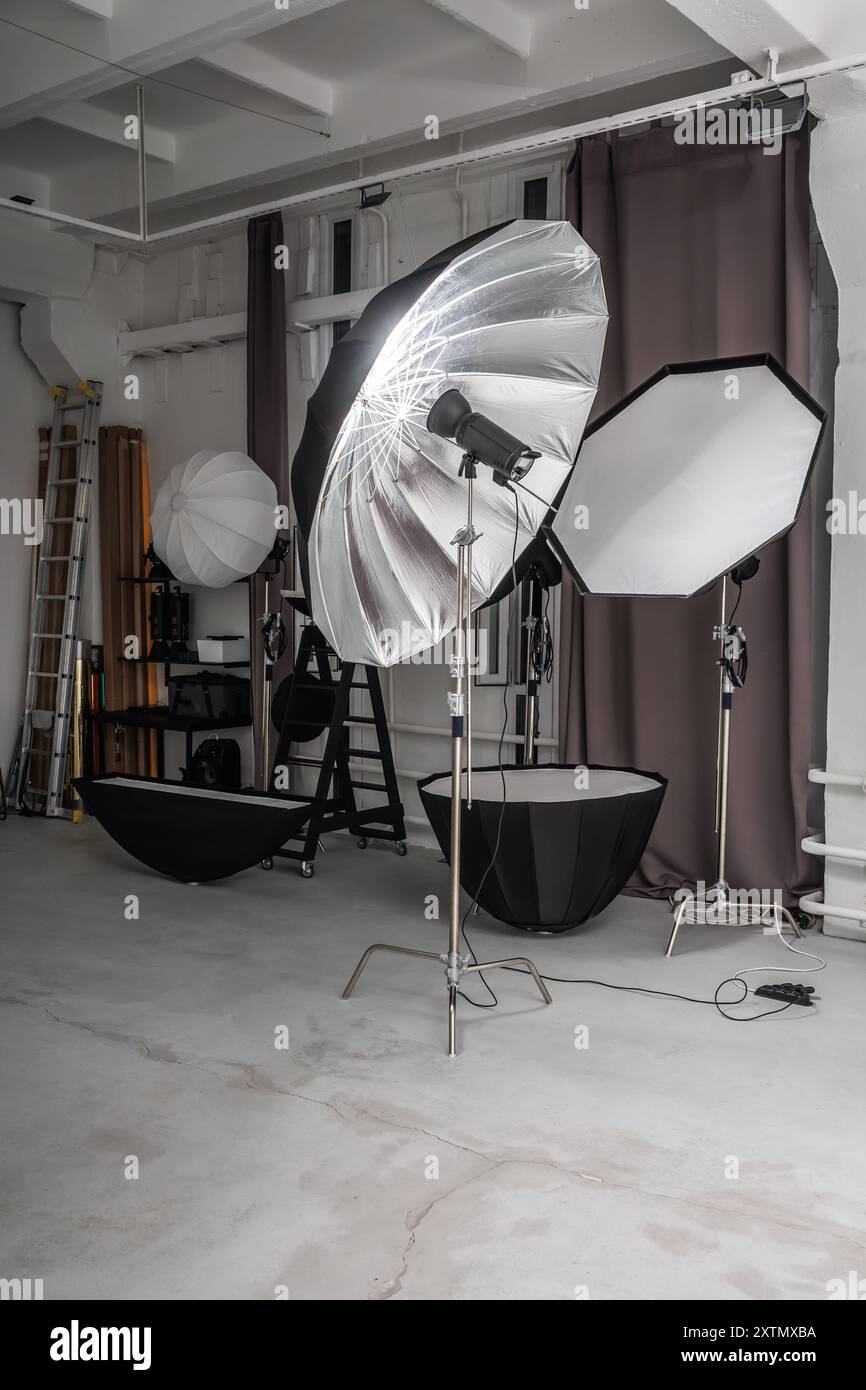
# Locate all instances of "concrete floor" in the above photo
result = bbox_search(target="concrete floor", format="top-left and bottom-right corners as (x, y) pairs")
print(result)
(1, 814), (865, 1302)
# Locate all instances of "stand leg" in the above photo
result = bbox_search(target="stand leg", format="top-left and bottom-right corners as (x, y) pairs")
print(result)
(665, 899), (687, 958)
(448, 986), (457, 1056)
(465, 957), (552, 1004)
(341, 943), (441, 999)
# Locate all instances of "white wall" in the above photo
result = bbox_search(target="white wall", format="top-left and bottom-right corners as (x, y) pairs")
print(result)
(809, 98), (866, 938)
(0, 246), (144, 792)
(0, 300), (52, 772)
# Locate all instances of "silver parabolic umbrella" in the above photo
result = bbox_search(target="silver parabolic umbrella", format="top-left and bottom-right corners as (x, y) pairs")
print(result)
(308, 219), (608, 666)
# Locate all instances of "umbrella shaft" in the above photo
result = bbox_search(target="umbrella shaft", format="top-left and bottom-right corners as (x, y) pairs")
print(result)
(448, 473), (474, 964)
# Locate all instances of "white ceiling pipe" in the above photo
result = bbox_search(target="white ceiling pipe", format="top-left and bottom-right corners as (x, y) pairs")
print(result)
(360, 205), (389, 291)
(3, 48), (866, 251)
(802, 834), (866, 864)
(387, 720), (556, 748)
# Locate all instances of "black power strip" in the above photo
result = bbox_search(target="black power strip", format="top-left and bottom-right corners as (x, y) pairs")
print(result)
(754, 982), (817, 1007)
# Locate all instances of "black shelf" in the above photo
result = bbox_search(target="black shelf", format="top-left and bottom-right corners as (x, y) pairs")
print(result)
(117, 656), (250, 668)
(118, 576), (177, 585)
(118, 575), (253, 585)
(95, 709), (252, 733)
(91, 707), (252, 779)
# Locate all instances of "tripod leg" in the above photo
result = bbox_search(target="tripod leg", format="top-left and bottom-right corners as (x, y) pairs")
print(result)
(465, 956), (552, 1004)
(341, 943), (440, 999)
(665, 900), (687, 958)
(448, 985), (457, 1056)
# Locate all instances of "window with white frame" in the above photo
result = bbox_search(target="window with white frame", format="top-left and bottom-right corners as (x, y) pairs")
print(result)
(507, 159), (565, 220)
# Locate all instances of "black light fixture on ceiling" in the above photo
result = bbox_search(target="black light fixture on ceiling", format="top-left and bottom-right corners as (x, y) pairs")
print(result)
(742, 87), (809, 141)
(358, 181), (392, 210)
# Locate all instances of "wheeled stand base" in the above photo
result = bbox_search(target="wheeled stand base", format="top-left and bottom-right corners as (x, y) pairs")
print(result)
(341, 943), (552, 1056)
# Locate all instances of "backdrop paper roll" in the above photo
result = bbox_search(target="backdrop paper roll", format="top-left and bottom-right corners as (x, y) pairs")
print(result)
(151, 449), (278, 588)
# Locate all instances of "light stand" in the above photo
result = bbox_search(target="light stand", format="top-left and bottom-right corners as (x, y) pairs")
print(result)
(341, 449), (552, 1055)
(258, 537), (290, 790)
(521, 568), (545, 766)
(666, 567), (801, 956)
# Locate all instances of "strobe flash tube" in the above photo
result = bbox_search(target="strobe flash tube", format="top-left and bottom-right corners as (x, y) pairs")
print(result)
(427, 388), (540, 483)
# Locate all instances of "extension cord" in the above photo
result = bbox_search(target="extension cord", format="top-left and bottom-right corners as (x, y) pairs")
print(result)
(754, 982), (817, 1007)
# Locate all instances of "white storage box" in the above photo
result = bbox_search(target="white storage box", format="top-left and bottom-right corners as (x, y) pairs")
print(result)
(196, 636), (250, 663)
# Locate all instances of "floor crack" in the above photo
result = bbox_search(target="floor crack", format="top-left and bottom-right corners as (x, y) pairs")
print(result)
(5, 993), (865, 1271)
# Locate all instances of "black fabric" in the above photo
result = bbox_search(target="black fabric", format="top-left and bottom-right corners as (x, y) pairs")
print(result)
(247, 211), (290, 787)
(290, 222), (515, 602)
(418, 763), (666, 932)
(76, 776), (310, 883)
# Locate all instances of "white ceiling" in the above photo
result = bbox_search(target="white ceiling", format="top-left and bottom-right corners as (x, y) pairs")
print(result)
(0, 0), (732, 230)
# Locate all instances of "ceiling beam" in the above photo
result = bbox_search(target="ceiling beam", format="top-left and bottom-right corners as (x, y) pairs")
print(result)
(199, 41), (334, 116)
(0, 0), (348, 127)
(58, 0), (113, 17)
(422, 0), (532, 61)
(664, 0), (827, 70)
(45, 102), (176, 162)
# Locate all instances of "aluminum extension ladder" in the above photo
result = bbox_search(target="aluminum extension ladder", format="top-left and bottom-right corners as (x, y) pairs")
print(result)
(13, 381), (102, 817)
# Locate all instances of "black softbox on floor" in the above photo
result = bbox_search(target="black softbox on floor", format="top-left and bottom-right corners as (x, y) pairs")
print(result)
(76, 776), (310, 883)
(418, 763), (666, 933)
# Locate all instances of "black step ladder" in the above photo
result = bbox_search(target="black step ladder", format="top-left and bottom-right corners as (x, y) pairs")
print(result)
(266, 622), (407, 877)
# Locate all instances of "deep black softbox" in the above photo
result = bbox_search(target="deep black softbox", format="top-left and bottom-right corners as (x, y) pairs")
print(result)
(418, 763), (666, 932)
(76, 776), (310, 882)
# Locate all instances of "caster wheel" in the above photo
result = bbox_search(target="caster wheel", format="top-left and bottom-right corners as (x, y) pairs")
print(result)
(300, 862), (315, 879)
(356, 836), (368, 849)
(395, 840), (408, 857)
(261, 858), (273, 871)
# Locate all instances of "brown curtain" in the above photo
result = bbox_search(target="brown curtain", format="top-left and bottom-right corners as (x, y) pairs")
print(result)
(99, 425), (156, 776)
(247, 211), (289, 786)
(560, 125), (816, 902)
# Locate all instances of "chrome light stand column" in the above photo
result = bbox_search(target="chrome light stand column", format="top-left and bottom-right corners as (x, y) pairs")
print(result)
(666, 575), (800, 956)
(259, 570), (275, 789)
(522, 569), (542, 766)
(342, 452), (552, 1055)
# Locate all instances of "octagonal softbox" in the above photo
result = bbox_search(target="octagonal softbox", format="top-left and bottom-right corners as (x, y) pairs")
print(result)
(418, 764), (666, 932)
(545, 354), (826, 597)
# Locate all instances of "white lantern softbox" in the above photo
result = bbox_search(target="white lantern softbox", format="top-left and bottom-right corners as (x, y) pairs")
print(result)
(151, 449), (277, 588)
(546, 355), (826, 597)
